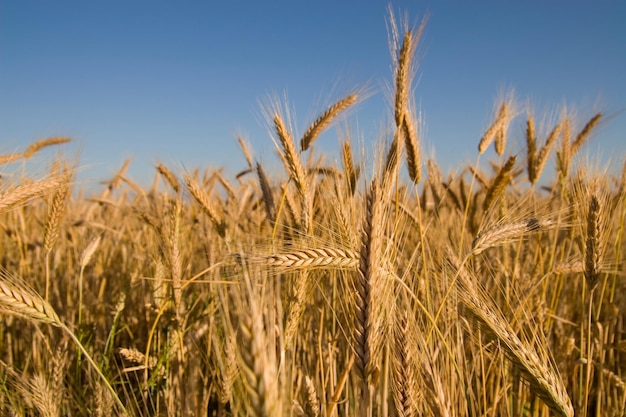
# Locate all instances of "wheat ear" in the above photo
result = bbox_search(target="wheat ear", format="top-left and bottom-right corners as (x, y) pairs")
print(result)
(533, 120), (564, 185)
(471, 218), (554, 254)
(303, 376), (320, 417)
(526, 116), (538, 184)
(571, 112), (602, 155)
(23, 137), (71, 159)
(0, 176), (63, 214)
(391, 310), (418, 417)
(482, 155), (516, 211)
(355, 180), (384, 412)
(256, 162), (275, 223)
(478, 103), (508, 154)
(0, 269), (127, 414)
(156, 162), (180, 194)
(300, 93), (358, 151)
(274, 114), (311, 232)
(402, 113), (421, 184)
(342, 140), (359, 195)
(185, 174), (226, 238)
(452, 258), (574, 417)
(247, 248), (359, 270)
(237, 136), (254, 169)
(584, 194), (602, 290)
(0, 152), (24, 165)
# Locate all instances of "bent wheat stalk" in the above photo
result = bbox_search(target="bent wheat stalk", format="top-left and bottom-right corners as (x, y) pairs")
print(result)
(451, 258), (574, 417)
(0, 268), (127, 414)
(300, 93), (358, 152)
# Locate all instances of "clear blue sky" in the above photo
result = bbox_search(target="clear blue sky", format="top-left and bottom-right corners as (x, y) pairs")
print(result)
(1, 1), (625, 188)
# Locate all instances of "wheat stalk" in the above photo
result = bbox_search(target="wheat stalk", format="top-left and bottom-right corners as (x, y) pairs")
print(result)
(0, 176), (63, 214)
(478, 103), (508, 154)
(256, 162), (276, 223)
(482, 155), (516, 211)
(391, 310), (418, 417)
(341, 140), (359, 195)
(238, 136), (254, 169)
(185, 174), (226, 238)
(0, 152), (24, 165)
(44, 171), (71, 252)
(532, 120), (564, 185)
(274, 113), (311, 232)
(247, 248), (358, 270)
(23, 137), (70, 159)
(0, 268), (127, 414)
(472, 217), (554, 254)
(300, 93), (358, 151)
(571, 112), (602, 155)
(157, 162), (180, 194)
(402, 114), (421, 184)
(452, 258), (574, 417)
(584, 194), (601, 290)
(526, 116), (538, 184)
(303, 376), (320, 417)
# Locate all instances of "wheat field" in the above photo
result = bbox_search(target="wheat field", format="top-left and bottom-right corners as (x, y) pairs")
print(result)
(1, 10), (625, 417)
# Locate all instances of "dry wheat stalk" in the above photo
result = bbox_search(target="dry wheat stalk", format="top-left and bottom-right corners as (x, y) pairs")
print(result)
(554, 260), (584, 275)
(355, 180), (385, 410)
(392, 311), (418, 417)
(478, 103), (508, 154)
(117, 348), (157, 370)
(395, 31), (414, 126)
(495, 121), (507, 156)
(0, 152), (23, 165)
(420, 353), (451, 417)
(468, 166), (489, 190)
(44, 172), (71, 252)
(25, 373), (60, 417)
(584, 194), (601, 290)
(0, 176), (63, 214)
(557, 118), (572, 178)
(250, 248), (358, 270)
(341, 140), (359, 195)
(185, 174), (226, 237)
(274, 115), (307, 198)
(526, 117), (538, 183)
(166, 199), (183, 314)
(571, 112), (602, 155)
(238, 136), (254, 169)
(532, 120), (564, 185)
(427, 159), (444, 206)
(157, 162), (180, 194)
(304, 376), (320, 417)
(452, 257), (574, 417)
(236, 284), (278, 417)
(402, 114), (421, 184)
(383, 131), (401, 188)
(23, 137), (71, 159)
(482, 155), (516, 211)
(216, 335), (238, 405)
(216, 170), (236, 201)
(300, 94), (358, 151)
(256, 162), (275, 223)
(472, 218), (554, 254)
(80, 235), (102, 269)
(0, 276), (62, 326)
(284, 269), (313, 351)
(0, 269), (128, 413)
(274, 114), (311, 232)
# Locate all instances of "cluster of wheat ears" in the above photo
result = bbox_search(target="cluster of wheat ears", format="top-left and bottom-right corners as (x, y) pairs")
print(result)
(1, 9), (625, 417)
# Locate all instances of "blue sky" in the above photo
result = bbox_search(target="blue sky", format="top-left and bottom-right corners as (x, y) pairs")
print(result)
(1, 1), (625, 188)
